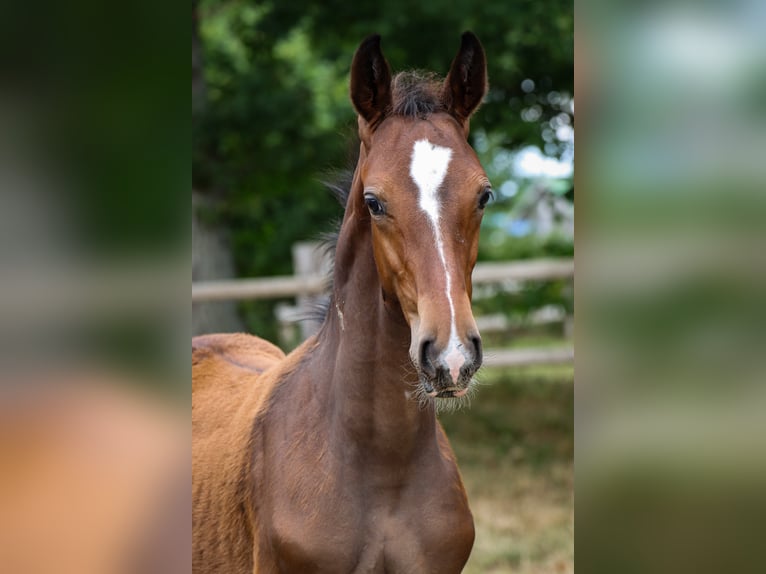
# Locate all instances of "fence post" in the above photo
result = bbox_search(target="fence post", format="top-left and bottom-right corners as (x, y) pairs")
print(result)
(291, 241), (332, 339)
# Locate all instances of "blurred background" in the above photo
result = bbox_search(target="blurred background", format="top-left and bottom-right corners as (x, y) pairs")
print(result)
(0, 2), (189, 572)
(3, 0), (762, 571)
(579, 0), (766, 572)
(192, 1), (574, 572)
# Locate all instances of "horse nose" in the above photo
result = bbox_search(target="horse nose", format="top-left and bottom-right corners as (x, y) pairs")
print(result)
(418, 337), (438, 378)
(441, 333), (482, 382)
(469, 333), (483, 369)
(418, 332), (483, 384)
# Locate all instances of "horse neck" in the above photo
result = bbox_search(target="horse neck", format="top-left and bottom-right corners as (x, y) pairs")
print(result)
(315, 170), (437, 461)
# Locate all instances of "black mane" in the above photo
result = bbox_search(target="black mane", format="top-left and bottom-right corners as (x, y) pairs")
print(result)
(391, 71), (445, 119)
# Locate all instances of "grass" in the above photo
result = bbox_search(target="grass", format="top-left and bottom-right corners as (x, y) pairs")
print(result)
(440, 365), (574, 574)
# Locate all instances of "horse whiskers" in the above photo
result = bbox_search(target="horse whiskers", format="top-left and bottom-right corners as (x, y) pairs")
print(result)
(434, 379), (480, 414)
(403, 373), (481, 414)
(398, 353), (484, 413)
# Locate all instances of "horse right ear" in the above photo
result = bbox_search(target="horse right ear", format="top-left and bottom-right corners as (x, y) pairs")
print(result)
(350, 34), (392, 130)
(443, 32), (488, 131)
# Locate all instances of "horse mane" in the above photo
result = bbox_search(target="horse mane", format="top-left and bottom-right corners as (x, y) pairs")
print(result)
(286, 168), (351, 327)
(391, 71), (445, 119)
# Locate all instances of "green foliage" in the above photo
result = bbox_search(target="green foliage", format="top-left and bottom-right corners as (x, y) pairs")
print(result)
(473, 279), (573, 327)
(193, 0), (573, 336)
(440, 373), (573, 572)
(479, 231), (574, 262)
(474, 231), (573, 330)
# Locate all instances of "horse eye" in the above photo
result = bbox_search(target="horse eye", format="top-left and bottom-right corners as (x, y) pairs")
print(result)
(364, 195), (385, 216)
(478, 188), (494, 210)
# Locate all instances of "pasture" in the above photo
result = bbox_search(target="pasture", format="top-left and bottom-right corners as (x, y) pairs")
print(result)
(441, 363), (573, 574)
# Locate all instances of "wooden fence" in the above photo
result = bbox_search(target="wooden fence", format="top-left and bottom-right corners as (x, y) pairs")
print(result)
(192, 259), (574, 301)
(192, 243), (573, 368)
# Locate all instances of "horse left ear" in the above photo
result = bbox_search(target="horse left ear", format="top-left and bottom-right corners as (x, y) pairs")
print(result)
(443, 32), (488, 129)
(350, 34), (392, 130)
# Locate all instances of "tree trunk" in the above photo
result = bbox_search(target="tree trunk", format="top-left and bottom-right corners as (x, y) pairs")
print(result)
(192, 192), (244, 335)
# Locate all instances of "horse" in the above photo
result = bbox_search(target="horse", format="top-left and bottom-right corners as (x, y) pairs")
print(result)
(193, 32), (491, 573)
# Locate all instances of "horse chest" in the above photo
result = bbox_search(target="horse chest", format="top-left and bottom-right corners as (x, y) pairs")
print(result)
(265, 462), (474, 573)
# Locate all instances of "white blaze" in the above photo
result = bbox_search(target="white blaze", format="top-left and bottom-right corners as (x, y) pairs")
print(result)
(409, 139), (466, 383)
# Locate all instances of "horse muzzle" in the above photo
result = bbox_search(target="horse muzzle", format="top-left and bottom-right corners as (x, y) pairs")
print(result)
(416, 334), (482, 397)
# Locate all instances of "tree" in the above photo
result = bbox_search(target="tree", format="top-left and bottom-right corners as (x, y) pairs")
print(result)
(193, 0), (573, 338)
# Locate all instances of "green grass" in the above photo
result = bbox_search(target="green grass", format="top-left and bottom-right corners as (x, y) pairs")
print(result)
(440, 368), (574, 574)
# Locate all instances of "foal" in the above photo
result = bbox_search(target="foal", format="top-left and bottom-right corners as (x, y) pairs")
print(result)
(193, 32), (491, 573)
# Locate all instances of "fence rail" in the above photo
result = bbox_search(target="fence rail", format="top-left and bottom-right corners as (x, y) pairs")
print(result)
(193, 256), (574, 369)
(192, 258), (574, 302)
(483, 346), (574, 368)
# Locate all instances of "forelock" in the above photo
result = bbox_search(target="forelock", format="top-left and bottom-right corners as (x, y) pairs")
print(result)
(390, 71), (445, 119)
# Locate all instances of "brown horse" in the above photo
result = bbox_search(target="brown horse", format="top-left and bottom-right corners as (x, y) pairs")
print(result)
(193, 32), (491, 573)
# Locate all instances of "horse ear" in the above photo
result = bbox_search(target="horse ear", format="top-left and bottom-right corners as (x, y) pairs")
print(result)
(443, 32), (488, 127)
(350, 34), (392, 129)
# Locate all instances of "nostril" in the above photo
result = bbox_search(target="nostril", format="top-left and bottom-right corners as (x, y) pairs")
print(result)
(419, 338), (436, 376)
(470, 335), (483, 365)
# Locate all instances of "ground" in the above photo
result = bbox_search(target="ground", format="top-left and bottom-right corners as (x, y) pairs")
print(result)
(440, 364), (574, 574)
